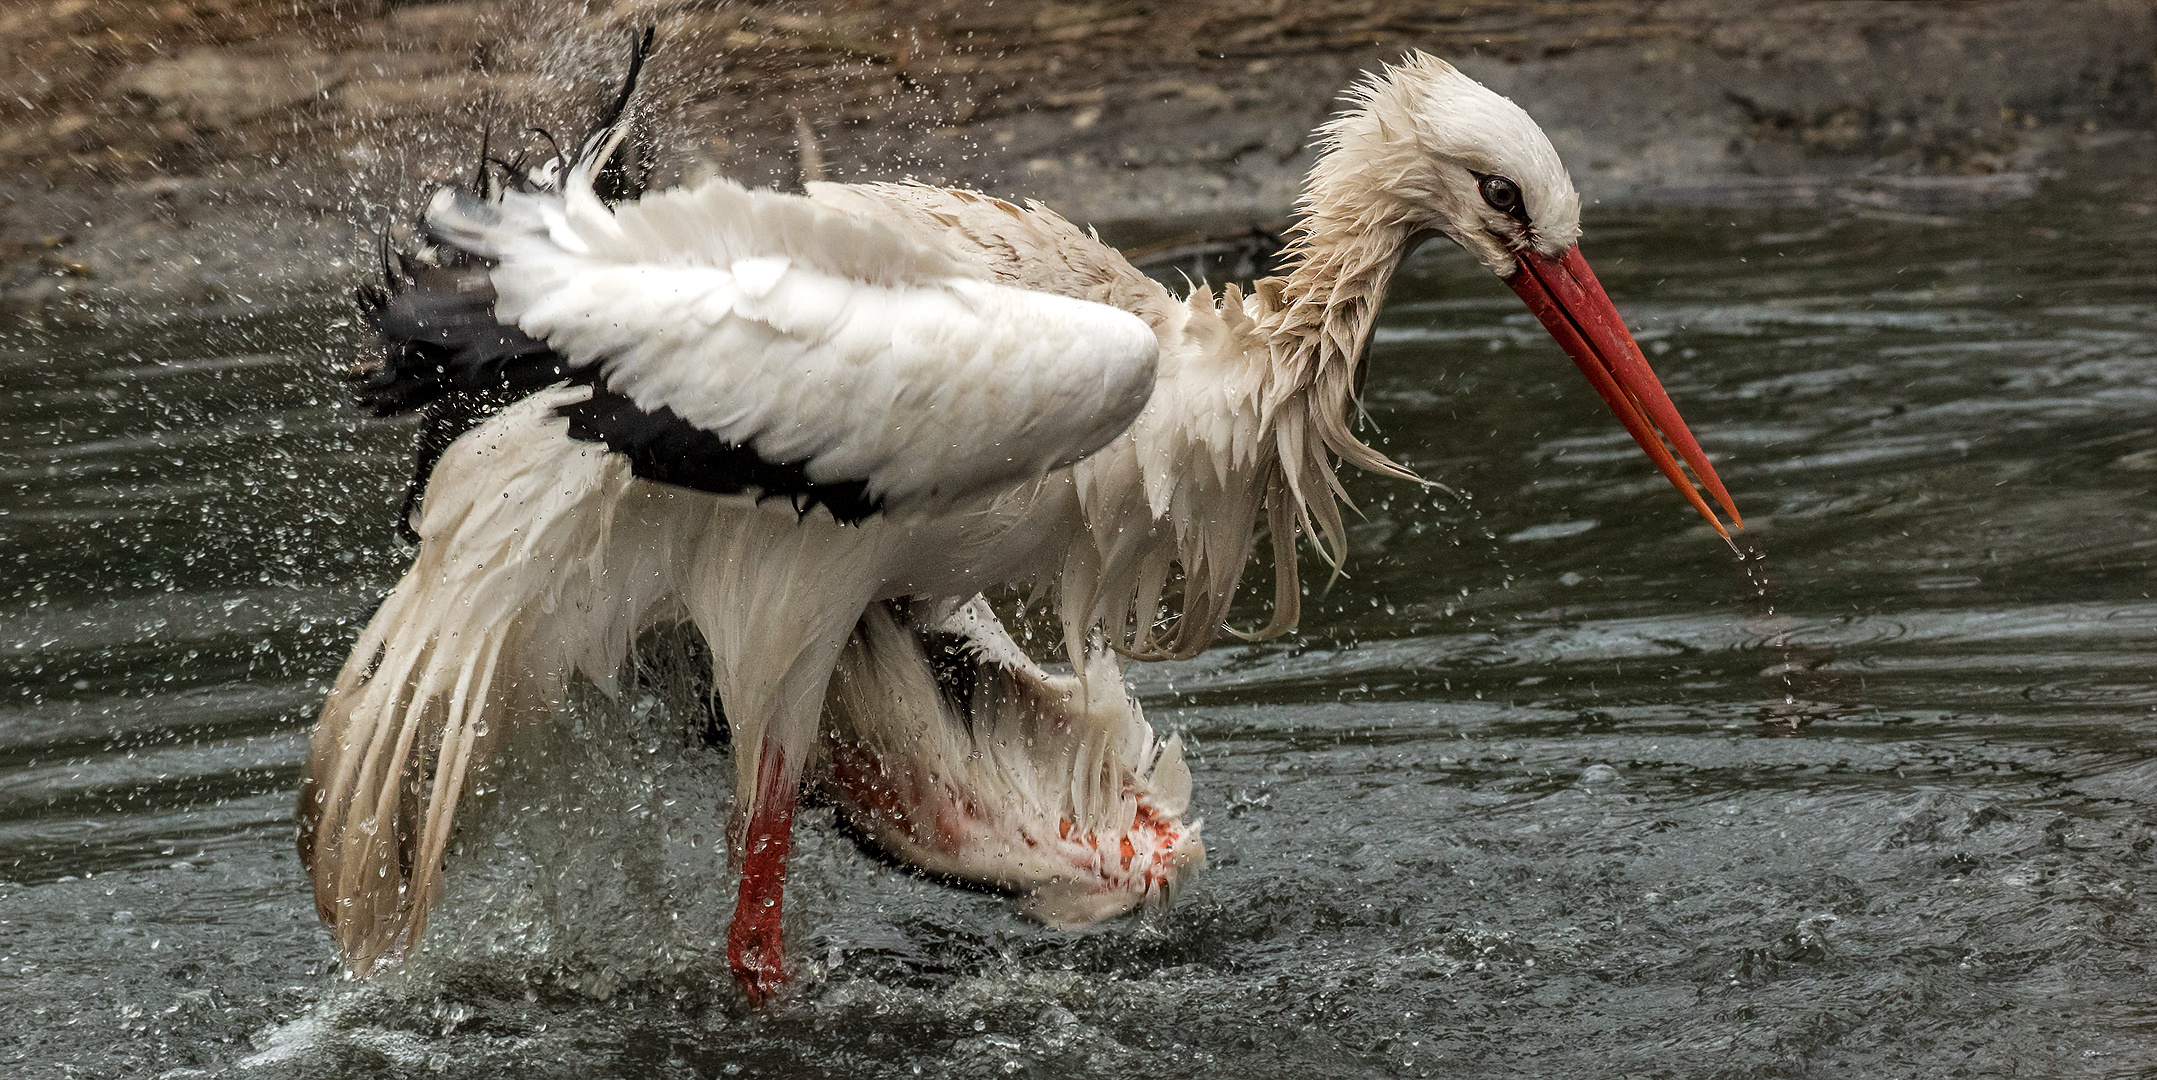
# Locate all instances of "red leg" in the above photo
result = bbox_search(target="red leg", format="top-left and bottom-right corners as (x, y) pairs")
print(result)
(728, 743), (795, 1003)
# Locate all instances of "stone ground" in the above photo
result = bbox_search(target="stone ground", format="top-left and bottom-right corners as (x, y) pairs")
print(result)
(2, 0), (2154, 318)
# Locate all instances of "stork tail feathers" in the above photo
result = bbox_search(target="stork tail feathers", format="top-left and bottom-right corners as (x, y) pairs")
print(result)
(299, 575), (552, 975)
(300, 391), (666, 976)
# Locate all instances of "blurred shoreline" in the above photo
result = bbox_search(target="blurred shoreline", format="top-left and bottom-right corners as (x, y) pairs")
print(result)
(2, 0), (2152, 320)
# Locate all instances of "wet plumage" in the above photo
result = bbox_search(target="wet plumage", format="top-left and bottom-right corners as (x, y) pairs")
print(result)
(302, 41), (1737, 1001)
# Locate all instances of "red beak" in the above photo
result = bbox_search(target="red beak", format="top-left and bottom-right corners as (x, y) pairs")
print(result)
(1506, 244), (1742, 540)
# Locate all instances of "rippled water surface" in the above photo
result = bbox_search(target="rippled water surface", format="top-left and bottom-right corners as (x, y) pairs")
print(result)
(5, 190), (2157, 1078)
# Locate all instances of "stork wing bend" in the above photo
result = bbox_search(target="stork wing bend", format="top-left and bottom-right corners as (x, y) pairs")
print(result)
(424, 159), (1162, 520)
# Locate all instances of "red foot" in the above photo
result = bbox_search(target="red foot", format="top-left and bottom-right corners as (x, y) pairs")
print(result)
(728, 745), (795, 1004)
(727, 888), (786, 1003)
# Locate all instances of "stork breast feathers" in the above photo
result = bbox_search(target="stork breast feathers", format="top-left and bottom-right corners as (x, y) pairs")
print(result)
(426, 174), (1162, 513)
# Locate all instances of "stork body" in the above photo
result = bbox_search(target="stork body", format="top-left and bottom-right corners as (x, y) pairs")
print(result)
(301, 47), (1739, 1002)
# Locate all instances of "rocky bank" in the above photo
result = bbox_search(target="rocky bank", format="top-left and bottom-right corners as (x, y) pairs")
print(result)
(2, 0), (2154, 319)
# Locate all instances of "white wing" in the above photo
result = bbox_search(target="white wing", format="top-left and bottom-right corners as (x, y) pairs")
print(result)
(425, 162), (1160, 514)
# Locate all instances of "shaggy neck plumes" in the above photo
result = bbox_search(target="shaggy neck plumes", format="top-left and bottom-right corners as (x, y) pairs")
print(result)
(1079, 80), (1441, 665)
(1084, 184), (1418, 666)
(1251, 119), (1425, 583)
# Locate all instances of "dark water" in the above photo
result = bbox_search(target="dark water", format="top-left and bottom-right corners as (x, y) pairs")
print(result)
(5, 188), (2157, 1078)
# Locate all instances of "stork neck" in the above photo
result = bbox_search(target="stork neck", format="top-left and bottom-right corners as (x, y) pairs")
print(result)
(1260, 215), (1413, 372)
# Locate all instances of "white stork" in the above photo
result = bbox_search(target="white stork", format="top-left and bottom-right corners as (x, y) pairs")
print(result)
(300, 36), (1741, 1002)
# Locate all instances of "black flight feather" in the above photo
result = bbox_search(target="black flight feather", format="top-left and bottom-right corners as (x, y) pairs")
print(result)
(558, 385), (882, 525)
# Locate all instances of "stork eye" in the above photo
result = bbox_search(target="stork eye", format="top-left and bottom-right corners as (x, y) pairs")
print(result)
(1477, 174), (1529, 223)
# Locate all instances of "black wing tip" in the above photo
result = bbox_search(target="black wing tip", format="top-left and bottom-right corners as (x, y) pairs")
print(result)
(595, 27), (658, 137)
(348, 28), (665, 536)
(585, 27), (661, 206)
(354, 282), (389, 315)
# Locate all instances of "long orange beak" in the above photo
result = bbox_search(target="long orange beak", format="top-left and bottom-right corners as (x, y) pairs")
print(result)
(1506, 244), (1742, 540)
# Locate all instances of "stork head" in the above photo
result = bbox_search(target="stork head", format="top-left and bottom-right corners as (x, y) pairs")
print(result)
(1306, 53), (1743, 538)
(1309, 52), (1581, 271)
